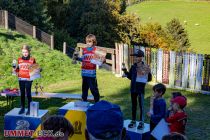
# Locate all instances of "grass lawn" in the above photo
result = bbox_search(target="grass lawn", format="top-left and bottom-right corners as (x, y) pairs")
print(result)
(0, 27), (209, 140)
(0, 70), (210, 140)
(127, 1), (210, 54)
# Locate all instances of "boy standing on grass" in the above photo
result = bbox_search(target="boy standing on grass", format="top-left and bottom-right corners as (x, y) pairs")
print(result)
(166, 96), (187, 135)
(122, 50), (151, 129)
(147, 83), (166, 140)
(76, 34), (100, 102)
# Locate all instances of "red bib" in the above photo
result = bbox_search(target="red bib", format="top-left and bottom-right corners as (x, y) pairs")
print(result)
(18, 57), (36, 79)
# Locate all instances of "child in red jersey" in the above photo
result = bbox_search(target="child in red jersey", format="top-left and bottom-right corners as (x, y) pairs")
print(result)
(13, 45), (36, 115)
(76, 34), (100, 102)
(166, 96), (187, 135)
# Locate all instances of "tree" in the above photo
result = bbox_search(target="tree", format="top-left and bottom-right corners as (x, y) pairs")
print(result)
(166, 18), (190, 51)
(0, 0), (53, 32)
(120, 0), (127, 14)
(66, 0), (122, 47)
(140, 23), (178, 50)
(117, 13), (141, 45)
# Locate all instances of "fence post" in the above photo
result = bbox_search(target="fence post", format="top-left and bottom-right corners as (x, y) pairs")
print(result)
(115, 43), (119, 75)
(63, 42), (67, 54)
(32, 26), (36, 38)
(4, 10), (8, 29)
(123, 44), (129, 70)
(112, 52), (116, 74)
(119, 44), (123, 76)
(50, 35), (54, 50)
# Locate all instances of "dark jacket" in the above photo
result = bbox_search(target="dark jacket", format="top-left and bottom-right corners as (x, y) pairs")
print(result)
(125, 62), (149, 93)
(151, 98), (166, 124)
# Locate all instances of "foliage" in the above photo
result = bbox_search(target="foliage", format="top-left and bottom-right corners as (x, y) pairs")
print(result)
(0, 0), (53, 32)
(140, 23), (178, 50)
(166, 18), (190, 51)
(54, 29), (76, 51)
(69, 0), (122, 47)
(44, 0), (132, 48)
(117, 13), (141, 45)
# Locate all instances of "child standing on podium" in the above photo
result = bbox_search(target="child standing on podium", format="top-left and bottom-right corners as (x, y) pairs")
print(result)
(75, 34), (100, 102)
(122, 50), (151, 129)
(13, 45), (36, 115)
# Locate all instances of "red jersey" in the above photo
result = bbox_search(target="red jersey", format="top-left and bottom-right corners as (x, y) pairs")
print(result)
(81, 47), (96, 77)
(17, 57), (36, 80)
(166, 111), (187, 134)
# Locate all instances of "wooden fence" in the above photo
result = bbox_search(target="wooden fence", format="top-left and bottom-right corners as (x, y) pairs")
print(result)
(1, 10), (210, 93)
(115, 43), (210, 93)
(0, 10), (54, 49)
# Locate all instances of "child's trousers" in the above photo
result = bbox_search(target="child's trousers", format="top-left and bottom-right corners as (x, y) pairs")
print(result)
(19, 80), (33, 110)
(131, 82), (146, 122)
(82, 76), (100, 102)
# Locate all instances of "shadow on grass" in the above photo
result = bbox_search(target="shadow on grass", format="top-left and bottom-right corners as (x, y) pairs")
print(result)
(0, 32), (26, 41)
(52, 88), (81, 94)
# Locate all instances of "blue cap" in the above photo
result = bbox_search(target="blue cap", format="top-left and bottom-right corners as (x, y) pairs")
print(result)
(86, 100), (124, 139)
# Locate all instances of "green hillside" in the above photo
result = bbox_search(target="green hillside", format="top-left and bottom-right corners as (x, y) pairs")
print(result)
(127, 1), (210, 54)
(0, 28), (80, 90)
(0, 28), (210, 140)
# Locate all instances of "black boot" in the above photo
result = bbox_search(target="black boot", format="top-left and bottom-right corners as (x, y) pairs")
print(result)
(26, 107), (30, 115)
(18, 108), (25, 114)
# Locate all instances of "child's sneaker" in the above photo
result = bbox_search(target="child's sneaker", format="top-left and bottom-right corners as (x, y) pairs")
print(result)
(137, 121), (144, 129)
(128, 120), (136, 128)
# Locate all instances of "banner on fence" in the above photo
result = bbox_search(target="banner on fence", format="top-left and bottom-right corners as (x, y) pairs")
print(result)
(145, 48), (151, 65)
(162, 51), (170, 84)
(169, 51), (176, 87)
(202, 55), (210, 91)
(175, 53), (183, 87)
(189, 54), (197, 89)
(151, 48), (157, 82)
(195, 54), (204, 90)
(182, 53), (189, 88)
(157, 49), (163, 83)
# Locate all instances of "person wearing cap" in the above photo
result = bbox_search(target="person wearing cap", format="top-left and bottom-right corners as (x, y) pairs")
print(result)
(166, 96), (188, 135)
(122, 50), (151, 129)
(166, 92), (186, 118)
(85, 100), (127, 140)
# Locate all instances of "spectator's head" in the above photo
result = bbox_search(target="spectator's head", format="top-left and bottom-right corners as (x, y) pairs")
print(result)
(86, 34), (97, 47)
(153, 83), (166, 98)
(42, 115), (74, 140)
(171, 92), (182, 98)
(22, 44), (30, 57)
(171, 96), (187, 111)
(162, 132), (187, 140)
(85, 100), (126, 140)
(130, 50), (144, 63)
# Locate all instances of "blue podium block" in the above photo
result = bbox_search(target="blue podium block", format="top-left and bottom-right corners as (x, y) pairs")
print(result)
(124, 120), (150, 140)
(4, 108), (48, 137)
